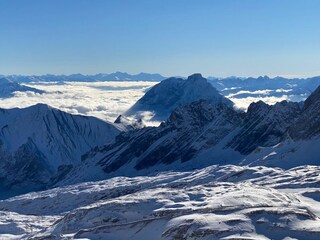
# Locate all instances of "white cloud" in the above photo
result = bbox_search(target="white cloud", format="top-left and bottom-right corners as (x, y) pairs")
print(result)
(0, 81), (307, 125)
(0, 81), (157, 123)
(230, 94), (306, 111)
(226, 89), (273, 98)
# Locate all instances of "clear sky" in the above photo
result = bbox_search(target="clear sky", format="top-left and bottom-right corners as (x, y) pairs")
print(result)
(0, 0), (320, 77)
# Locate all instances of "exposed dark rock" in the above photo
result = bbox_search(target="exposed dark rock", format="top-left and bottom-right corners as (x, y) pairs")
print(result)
(228, 100), (301, 154)
(288, 86), (320, 139)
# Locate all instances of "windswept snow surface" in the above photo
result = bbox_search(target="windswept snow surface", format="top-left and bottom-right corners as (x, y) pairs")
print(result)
(1, 165), (320, 239)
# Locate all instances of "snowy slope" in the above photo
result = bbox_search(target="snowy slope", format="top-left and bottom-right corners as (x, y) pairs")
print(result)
(0, 104), (120, 196)
(0, 78), (44, 98)
(124, 73), (233, 122)
(1, 164), (320, 239)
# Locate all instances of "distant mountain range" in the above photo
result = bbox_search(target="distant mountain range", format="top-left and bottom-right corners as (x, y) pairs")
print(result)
(1, 72), (167, 82)
(3, 72), (320, 92)
(208, 75), (320, 104)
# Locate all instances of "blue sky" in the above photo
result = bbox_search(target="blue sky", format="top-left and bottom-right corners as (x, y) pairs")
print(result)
(0, 0), (320, 77)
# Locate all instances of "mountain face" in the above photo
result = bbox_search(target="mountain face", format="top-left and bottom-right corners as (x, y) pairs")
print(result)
(0, 78), (45, 98)
(124, 73), (233, 122)
(59, 97), (303, 186)
(58, 100), (241, 185)
(227, 100), (301, 154)
(288, 85), (320, 140)
(0, 104), (120, 196)
(103, 101), (240, 172)
(240, 86), (320, 169)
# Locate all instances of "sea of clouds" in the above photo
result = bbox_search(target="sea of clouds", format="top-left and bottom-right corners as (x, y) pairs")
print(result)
(0, 81), (157, 123)
(0, 81), (307, 125)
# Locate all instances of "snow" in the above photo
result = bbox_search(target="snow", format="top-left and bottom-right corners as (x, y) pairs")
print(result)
(242, 137), (320, 169)
(1, 164), (320, 239)
(0, 104), (120, 168)
(0, 104), (121, 198)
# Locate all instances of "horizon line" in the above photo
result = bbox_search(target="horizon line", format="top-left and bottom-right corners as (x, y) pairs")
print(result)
(1, 72), (320, 80)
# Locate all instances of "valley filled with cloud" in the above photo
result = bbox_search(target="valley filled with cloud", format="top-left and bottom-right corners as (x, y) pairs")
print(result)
(0, 80), (309, 127)
(0, 81), (157, 123)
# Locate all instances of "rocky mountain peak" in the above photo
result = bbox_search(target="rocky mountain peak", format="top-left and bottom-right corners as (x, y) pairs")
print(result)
(247, 100), (270, 115)
(124, 74), (233, 122)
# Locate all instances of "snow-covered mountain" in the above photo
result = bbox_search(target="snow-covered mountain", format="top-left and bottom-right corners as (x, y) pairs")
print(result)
(0, 78), (44, 98)
(1, 78), (320, 239)
(1, 164), (320, 239)
(2, 77), (308, 189)
(0, 104), (120, 197)
(241, 85), (320, 169)
(124, 73), (233, 122)
(59, 97), (304, 186)
(51, 84), (319, 187)
(227, 100), (301, 154)
(96, 101), (241, 174)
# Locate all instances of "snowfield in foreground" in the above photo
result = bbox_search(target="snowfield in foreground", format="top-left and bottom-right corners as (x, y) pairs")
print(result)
(0, 165), (320, 239)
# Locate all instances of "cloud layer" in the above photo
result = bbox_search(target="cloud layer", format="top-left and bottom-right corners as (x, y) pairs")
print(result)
(0, 81), (156, 123)
(0, 81), (307, 125)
